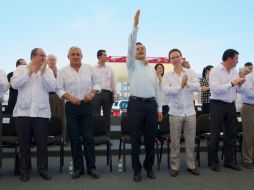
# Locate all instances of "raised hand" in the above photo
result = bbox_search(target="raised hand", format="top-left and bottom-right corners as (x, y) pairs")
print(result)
(40, 61), (48, 74)
(134, 9), (140, 27)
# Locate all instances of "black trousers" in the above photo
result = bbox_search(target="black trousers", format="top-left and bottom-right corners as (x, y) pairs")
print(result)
(127, 97), (157, 174)
(15, 117), (49, 175)
(65, 102), (96, 172)
(92, 91), (112, 135)
(202, 103), (210, 114)
(208, 100), (237, 166)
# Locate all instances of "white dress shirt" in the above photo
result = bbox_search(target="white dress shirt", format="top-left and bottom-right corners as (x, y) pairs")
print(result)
(0, 69), (9, 99)
(57, 64), (101, 100)
(158, 78), (169, 106)
(127, 27), (161, 112)
(209, 63), (242, 103)
(11, 65), (56, 118)
(163, 68), (200, 116)
(94, 64), (116, 98)
(241, 72), (254, 105)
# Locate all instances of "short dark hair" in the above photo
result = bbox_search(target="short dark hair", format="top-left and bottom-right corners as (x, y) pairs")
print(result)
(222, 49), (239, 62)
(97, 49), (106, 59)
(136, 42), (143, 46)
(244, 62), (253, 67)
(16, 59), (24, 67)
(168, 49), (182, 58)
(155, 63), (165, 76)
(30, 48), (40, 60)
(202, 65), (214, 78)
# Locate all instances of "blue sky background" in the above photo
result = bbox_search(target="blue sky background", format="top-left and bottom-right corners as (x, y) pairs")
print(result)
(1, 0), (253, 74)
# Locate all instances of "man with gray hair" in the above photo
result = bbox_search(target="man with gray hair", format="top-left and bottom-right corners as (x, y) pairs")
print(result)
(57, 46), (101, 179)
(46, 54), (66, 142)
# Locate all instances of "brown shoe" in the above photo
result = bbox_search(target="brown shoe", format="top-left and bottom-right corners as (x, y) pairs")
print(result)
(242, 162), (252, 169)
(187, 168), (200, 176)
(170, 170), (179, 177)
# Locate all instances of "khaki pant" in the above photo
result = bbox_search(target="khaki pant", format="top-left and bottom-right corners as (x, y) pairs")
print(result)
(241, 104), (254, 164)
(169, 114), (196, 170)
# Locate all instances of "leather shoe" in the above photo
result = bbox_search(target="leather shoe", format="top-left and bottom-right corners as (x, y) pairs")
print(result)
(224, 163), (241, 171)
(20, 174), (29, 182)
(170, 170), (179, 177)
(133, 172), (142, 182)
(242, 162), (252, 169)
(39, 172), (51, 180)
(210, 164), (220, 172)
(72, 170), (84, 179)
(187, 168), (200, 176)
(146, 169), (156, 179)
(88, 169), (100, 179)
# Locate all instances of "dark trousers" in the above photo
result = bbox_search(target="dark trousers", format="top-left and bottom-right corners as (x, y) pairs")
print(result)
(15, 117), (49, 175)
(92, 91), (112, 135)
(208, 100), (237, 166)
(0, 102), (2, 169)
(127, 98), (157, 174)
(202, 103), (210, 114)
(65, 102), (96, 172)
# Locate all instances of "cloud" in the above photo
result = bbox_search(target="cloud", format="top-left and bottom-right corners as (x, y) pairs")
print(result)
(70, 6), (114, 31)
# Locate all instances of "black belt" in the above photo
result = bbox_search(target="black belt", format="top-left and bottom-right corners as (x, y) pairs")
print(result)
(243, 103), (254, 106)
(101, 89), (111, 93)
(211, 99), (235, 105)
(130, 96), (155, 102)
(49, 92), (56, 95)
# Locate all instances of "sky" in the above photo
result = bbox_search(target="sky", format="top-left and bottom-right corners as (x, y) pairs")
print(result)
(1, 0), (254, 74)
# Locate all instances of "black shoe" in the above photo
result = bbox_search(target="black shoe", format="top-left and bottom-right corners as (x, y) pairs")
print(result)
(210, 164), (220, 172)
(133, 172), (142, 182)
(146, 169), (156, 179)
(20, 174), (29, 182)
(187, 168), (200, 176)
(72, 170), (84, 179)
(224, 163), (241, 171)
(39, 172), (51, 180)
(88, 169), (100, 179)
(170, 170), (179, 177)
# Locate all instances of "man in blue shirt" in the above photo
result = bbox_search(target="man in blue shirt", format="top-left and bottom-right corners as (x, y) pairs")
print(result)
(127, 10), (163, 182)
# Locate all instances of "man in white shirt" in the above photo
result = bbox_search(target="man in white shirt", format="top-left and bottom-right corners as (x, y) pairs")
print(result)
(11, 48), (56, 181)
(163, 49), (200, 177)
(0, 69), (9, 170)
(209, 49), (245, 172)
(56, 46), (101, 179)
(93, 50), (116, 135)
(127, 10), (162, 182)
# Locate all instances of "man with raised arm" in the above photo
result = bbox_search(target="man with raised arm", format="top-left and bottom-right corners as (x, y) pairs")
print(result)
(127, 10), (163, 182)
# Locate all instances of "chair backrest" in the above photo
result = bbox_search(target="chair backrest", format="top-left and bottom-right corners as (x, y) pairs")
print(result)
(159, 115), (170, 134)
(121, 115), (131, 135)
(2, 114), (16, 136)
(48, 116), (62, 136)
(196, 114), (210, 135)
(92, 115), (107, 136)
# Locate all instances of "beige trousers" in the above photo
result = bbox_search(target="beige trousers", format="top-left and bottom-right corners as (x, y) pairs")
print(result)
(241, 104), (254, 164)
(169, 114), (196, 170)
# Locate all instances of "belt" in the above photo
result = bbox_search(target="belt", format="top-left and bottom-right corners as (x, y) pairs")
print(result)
(101, 89), (111, 93)
(243, 103), (254, 106)
(130, 96), (155, 102)
(211, 99), (235, 104)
